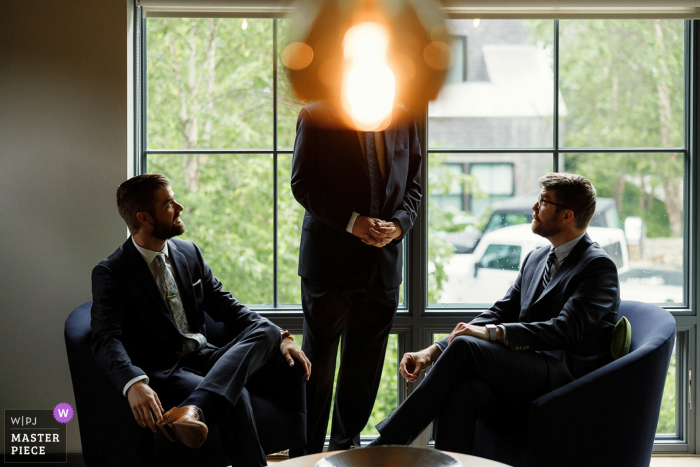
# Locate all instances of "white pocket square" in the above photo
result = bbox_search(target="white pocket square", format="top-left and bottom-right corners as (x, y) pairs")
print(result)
(192, 279), (202, 286)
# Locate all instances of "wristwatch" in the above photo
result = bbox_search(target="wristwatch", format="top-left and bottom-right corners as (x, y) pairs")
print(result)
(280, 330), (294, 341)
(485, 324), (498, 341)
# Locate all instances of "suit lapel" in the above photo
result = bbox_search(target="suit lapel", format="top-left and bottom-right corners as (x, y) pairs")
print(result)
(522, 248), (548, 317)
(541, 233), (593, 296)
(125, 238), (177, 328)
(534, 233), (594, 304)
(168, 240), (200, 331)
(328, 104), (369, 177)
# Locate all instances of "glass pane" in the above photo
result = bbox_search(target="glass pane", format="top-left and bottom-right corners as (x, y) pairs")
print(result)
(364, 334), (399, 435)
(434, 333), (449, 342)
(277, 18), (307, 150)
(656, 338), (677, 434)
(428, 20), (554, 149)
(323, 334), (399, 437)
(278, 154), (303, 305)
(428, 153), (553, 306)
(558, 20), (685, 148)
(148, 154), (274, 305)
(564, 153), (685, 305)
(147, 18), (274, 150)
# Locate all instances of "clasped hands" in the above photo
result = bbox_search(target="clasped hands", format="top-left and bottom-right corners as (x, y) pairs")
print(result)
(352, 216), (402, 248)
(398, 323), (494, 382)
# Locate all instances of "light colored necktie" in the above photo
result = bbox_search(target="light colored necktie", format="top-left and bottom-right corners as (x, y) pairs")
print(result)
(155, 253), (207, 352)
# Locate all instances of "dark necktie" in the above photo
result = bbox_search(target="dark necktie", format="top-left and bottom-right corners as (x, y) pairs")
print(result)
(364, 132), (383, 218)
(541, 249), (558, 291)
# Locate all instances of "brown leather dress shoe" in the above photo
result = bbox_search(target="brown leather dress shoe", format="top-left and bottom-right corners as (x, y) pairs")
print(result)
(157, 406), (208, 449)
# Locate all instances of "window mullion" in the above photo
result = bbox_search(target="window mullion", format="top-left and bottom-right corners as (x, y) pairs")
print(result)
(554, 19), (560, 171)
(273, 18), (279, 308)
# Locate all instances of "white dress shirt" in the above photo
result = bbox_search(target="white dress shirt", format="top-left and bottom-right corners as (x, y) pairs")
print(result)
(122, 238), (180, 396)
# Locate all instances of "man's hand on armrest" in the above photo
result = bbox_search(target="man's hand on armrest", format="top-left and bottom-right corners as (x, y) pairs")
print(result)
(280, 337), (312, 380)
(399, 344), (443, 383)
(127, 381), (164, 433)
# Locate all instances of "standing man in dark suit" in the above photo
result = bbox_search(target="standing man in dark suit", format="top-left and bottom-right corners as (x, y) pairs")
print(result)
(91, 173), (310, 467)
(289, 101), (422, 454)
(369, 172), (620, 453)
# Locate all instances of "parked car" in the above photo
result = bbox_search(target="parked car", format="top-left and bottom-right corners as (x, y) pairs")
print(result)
(444, 192), (622, 254)
(468, 223), (681, 304)
(473, 224), (629, 278)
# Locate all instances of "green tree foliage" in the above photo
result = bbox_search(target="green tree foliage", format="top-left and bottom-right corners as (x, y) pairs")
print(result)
(656, 354), (677, 434)
(527, 20), (685, 237)
(148, 18), (308, 305)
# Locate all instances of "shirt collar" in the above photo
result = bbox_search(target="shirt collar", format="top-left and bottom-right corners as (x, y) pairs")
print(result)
(551, 231), (586, 263)
(132, 237), (169, 266)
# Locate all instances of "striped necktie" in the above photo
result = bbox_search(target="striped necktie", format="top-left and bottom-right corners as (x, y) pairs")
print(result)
(541, 249), (558, 290)
(364, 131), (383, 218)
(155, 253), (207, 352)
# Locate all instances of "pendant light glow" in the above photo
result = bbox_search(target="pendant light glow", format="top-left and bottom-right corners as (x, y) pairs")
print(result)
(342, 22), (395, 131)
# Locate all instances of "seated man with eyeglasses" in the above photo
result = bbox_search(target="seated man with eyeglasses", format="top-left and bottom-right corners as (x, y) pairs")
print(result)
(368, 172), (620, 453)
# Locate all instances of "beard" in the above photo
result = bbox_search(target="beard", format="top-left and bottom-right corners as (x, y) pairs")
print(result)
(531, 215), (562, 238)
(151, 215), (185, 240)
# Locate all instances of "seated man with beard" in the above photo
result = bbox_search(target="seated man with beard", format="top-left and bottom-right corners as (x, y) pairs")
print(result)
(91, 173), (311, 467)
(369, 172), (620, 454)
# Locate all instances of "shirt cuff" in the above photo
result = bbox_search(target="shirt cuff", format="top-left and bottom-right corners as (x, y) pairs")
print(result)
(346, 211), (360, 234)
(497, 325), (509, 346)
(123, 375), (149, 397)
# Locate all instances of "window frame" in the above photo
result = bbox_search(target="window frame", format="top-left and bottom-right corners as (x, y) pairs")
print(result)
(134, 7), (699, 452)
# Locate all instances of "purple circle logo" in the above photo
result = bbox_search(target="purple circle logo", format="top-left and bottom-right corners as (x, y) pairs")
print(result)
(53, 403), (74, 423)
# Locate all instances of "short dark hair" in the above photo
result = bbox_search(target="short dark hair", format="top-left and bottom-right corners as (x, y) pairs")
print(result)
(539, 172), (596, 230)
(116, 173), (171, 234)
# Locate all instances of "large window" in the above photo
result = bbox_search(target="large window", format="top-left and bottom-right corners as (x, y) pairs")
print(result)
(138, 10), (695, 451)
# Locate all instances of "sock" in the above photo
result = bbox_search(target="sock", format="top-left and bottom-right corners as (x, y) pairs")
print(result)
(179, 389), (225, 424)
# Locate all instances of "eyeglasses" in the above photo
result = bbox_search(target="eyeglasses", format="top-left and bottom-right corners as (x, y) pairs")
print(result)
(537, 196), (571, 210)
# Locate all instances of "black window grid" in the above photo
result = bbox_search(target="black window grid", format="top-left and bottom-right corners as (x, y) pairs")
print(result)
(134, 10), (698, 448)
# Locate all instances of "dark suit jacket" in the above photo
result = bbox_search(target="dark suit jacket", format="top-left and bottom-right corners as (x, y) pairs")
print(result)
(438, 233), (620, 389)
(291, 102), (422, 288)
(91, 237), (266, 393)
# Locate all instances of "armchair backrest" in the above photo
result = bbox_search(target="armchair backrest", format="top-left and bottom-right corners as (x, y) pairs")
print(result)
(527, 300), (676, 467)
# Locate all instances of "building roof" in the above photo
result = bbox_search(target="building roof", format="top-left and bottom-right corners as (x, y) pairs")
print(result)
(429, 44), (568, 118)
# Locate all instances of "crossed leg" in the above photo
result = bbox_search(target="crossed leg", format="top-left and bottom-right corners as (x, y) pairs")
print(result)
(375, 335), (550, 451)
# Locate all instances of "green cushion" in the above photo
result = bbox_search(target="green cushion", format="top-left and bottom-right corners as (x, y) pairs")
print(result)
(610, 316), (632, 360)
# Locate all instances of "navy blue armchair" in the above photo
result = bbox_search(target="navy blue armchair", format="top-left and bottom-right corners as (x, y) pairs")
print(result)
(470, 300), (676, 467)
(65, 301), (307, 467)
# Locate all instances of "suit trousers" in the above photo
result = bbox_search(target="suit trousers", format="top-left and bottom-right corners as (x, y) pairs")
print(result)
(152, 319), (281, 467)
(376, 335), (551, 454)
(290, 266), (399, 455)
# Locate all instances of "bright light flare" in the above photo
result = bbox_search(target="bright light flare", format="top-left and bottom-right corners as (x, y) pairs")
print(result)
(342, 22), (395, 131)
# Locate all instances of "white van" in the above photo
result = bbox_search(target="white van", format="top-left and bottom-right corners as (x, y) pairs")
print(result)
(473, 224), (630, 278)
(469, 223), (681, 304)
